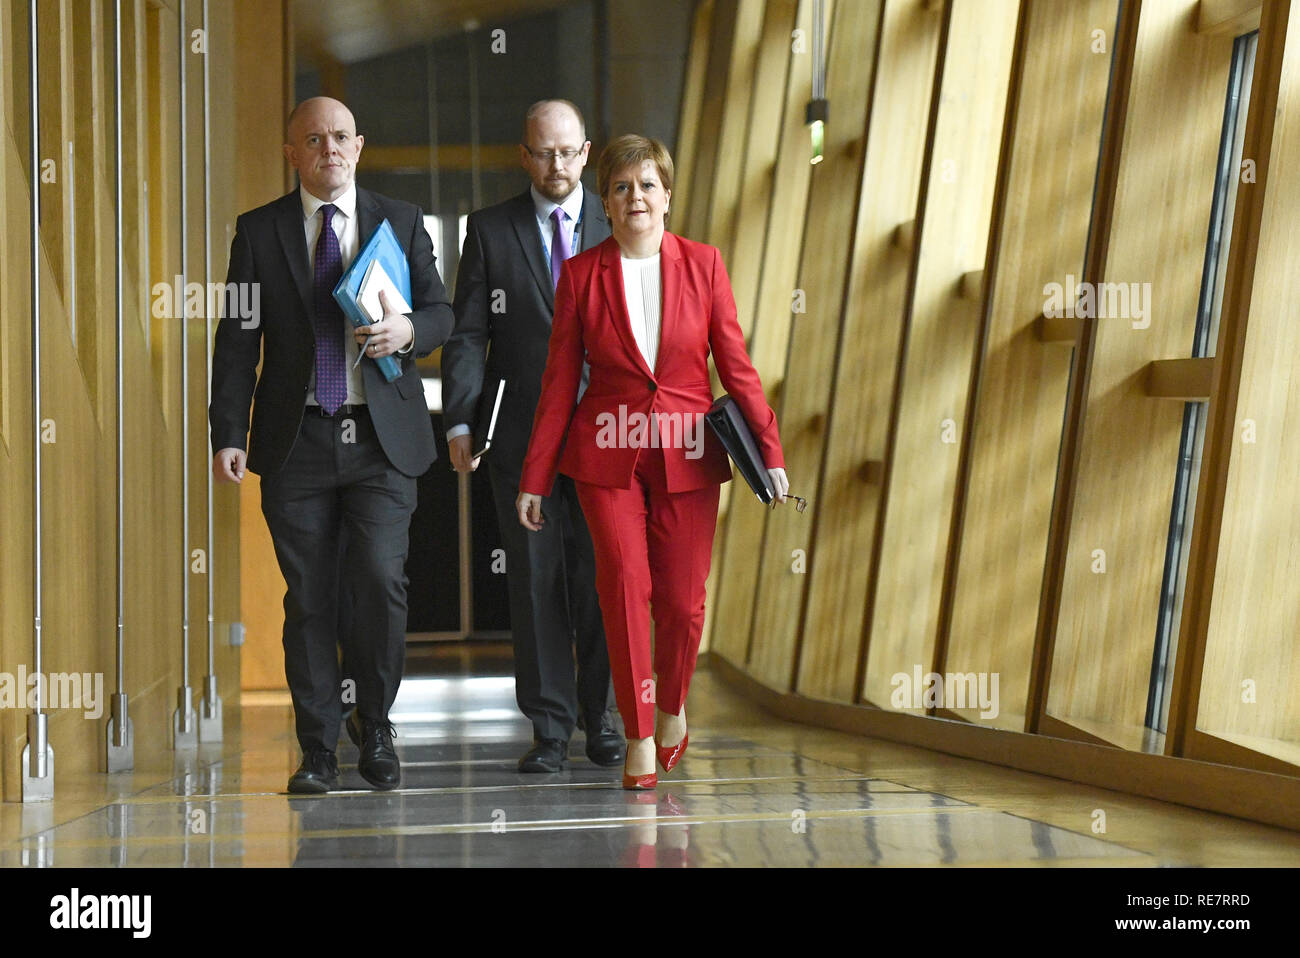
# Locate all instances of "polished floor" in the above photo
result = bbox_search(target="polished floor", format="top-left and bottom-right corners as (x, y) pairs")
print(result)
(3, 651), (1299, 867)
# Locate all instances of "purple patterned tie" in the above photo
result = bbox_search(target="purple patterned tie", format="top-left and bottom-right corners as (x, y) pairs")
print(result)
(313, 203), (348, 414)
(549, 206), (571, 290)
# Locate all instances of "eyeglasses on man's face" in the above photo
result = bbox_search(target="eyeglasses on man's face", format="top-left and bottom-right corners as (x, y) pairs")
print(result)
(523, 145), (586, 163)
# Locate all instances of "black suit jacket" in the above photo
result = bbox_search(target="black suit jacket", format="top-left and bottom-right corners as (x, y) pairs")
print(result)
(210, 187), (454, 478)
(442, 187), (610, 473)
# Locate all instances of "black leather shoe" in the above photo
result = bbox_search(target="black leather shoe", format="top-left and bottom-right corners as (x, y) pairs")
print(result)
(288, 748), (339, 794)
(349, 714), (400, 790)
(583, 712), (626, 767)
(518, 738), (567, 773)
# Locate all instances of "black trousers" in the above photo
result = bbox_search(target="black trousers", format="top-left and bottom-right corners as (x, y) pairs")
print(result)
(487, 462), (612, 742)
(261, 406), (418, 752)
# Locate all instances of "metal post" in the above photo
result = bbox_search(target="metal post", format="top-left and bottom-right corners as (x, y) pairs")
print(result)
(173, 0), (197, 749)
(198, 0), (222, 741)
(107, 0), (134, 771)
(22, 0), (54, 803)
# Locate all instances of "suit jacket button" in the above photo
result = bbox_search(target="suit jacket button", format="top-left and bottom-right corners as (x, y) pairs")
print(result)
(648, 380), (657, 391)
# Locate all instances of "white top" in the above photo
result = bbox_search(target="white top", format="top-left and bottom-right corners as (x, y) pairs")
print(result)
(621, 253), (662, 372)
(300, 182), (366, 405)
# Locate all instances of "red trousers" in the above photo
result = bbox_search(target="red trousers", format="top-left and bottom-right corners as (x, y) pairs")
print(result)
(574, 444), (720, 739)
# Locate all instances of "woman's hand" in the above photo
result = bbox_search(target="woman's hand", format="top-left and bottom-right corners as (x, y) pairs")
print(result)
(516, 492), (545, 531)
(767, 467), (790, 505)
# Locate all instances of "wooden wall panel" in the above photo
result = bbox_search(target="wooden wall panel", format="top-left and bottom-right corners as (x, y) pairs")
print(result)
(699, 0), (797, 655)
(1044, 0), (1234, 748)
(0, 0), (18, 801)
(701, 0), (765, 256)
(680, 0), (737, 242)
(196, 0), (245, 715)
(937, 0), (1117, 730)
(861, 0), (1021, 709)
(707, 0), (829, 666)
(72, 0), (110, 411)
(724, 0), (799, 339)
(1191, 0), (1300, 767)
(670, 0), (713, 236)
(36, 1), (64, 296)
(0, 0), (10, 447)
(695, 0), (1300, 800)
(794, 0), (942, 702)
(233, 0), (293, 691)
(746, 0), (884, 690)
(0, 0), (277, 796)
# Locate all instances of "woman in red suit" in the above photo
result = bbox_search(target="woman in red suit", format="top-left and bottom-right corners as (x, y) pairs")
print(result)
(516, 134), (790, 789)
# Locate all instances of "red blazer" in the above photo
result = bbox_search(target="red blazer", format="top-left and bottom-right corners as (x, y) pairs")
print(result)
(520, 232), (784, 496)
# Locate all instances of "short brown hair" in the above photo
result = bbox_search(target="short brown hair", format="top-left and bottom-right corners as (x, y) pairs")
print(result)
(597, 134), (675, 219)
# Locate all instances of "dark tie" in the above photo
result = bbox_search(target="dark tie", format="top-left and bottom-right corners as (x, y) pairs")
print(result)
(550, 207), (571, 291)
(313, 203), (348, 414)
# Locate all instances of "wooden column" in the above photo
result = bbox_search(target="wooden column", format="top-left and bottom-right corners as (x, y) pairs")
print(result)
(860, 0), (1021, 709)
(793, 0), (943, 702)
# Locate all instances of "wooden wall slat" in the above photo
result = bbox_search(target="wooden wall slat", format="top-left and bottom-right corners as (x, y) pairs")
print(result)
(794, 0), (942, 702)
(719, 0), (797, 330)
(680, 0), (737, 241)
(233, 0), (294, 691)
(671, 0), (714, 239)
(708, 0), (830, 667)
(701, 0), (765, 257)
(861, 0), (1021, 709)
(1191, 0), (1300, 767)
(699, 0), (797, 654)
(746, 0), (885, 690)
(935, 0), (1117, 730)
(1043, 0), (1234, 744)
(0, 0), (10, 448)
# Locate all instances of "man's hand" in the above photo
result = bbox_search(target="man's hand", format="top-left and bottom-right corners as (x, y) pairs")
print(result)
(214, 448), (247, 483)
(354, 289), (415, 358)
(449, 434), (480, 473)
(516, 492), (545, 531)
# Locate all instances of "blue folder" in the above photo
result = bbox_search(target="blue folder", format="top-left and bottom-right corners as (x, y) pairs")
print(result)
(332, 218), (409, 383)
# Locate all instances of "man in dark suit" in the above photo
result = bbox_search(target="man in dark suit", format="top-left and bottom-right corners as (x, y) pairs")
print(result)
(210, 97), (454, 793)
(442, 99), (623, 772)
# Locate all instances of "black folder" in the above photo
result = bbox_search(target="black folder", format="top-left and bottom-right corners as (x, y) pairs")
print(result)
(471, 379), (506, 460)
(705, 395), (776, 503)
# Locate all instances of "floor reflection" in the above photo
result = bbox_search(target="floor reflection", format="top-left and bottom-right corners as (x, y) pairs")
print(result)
(3, 672), (1150, 867)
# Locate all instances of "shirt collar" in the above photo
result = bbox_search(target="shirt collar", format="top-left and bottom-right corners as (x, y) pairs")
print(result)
(300, 182), (357, 223)
(531, 182), (584, 227)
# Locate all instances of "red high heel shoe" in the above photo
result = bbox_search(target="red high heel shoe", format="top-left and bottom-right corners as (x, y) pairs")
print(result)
(622, 770), (658, 790)
(655, 731), (688, 773)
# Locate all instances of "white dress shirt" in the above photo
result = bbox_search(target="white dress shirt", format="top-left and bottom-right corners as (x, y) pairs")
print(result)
(620, 252), (661, 372)
(532, 182), (585, 264)
(302, 183), (367, 406)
